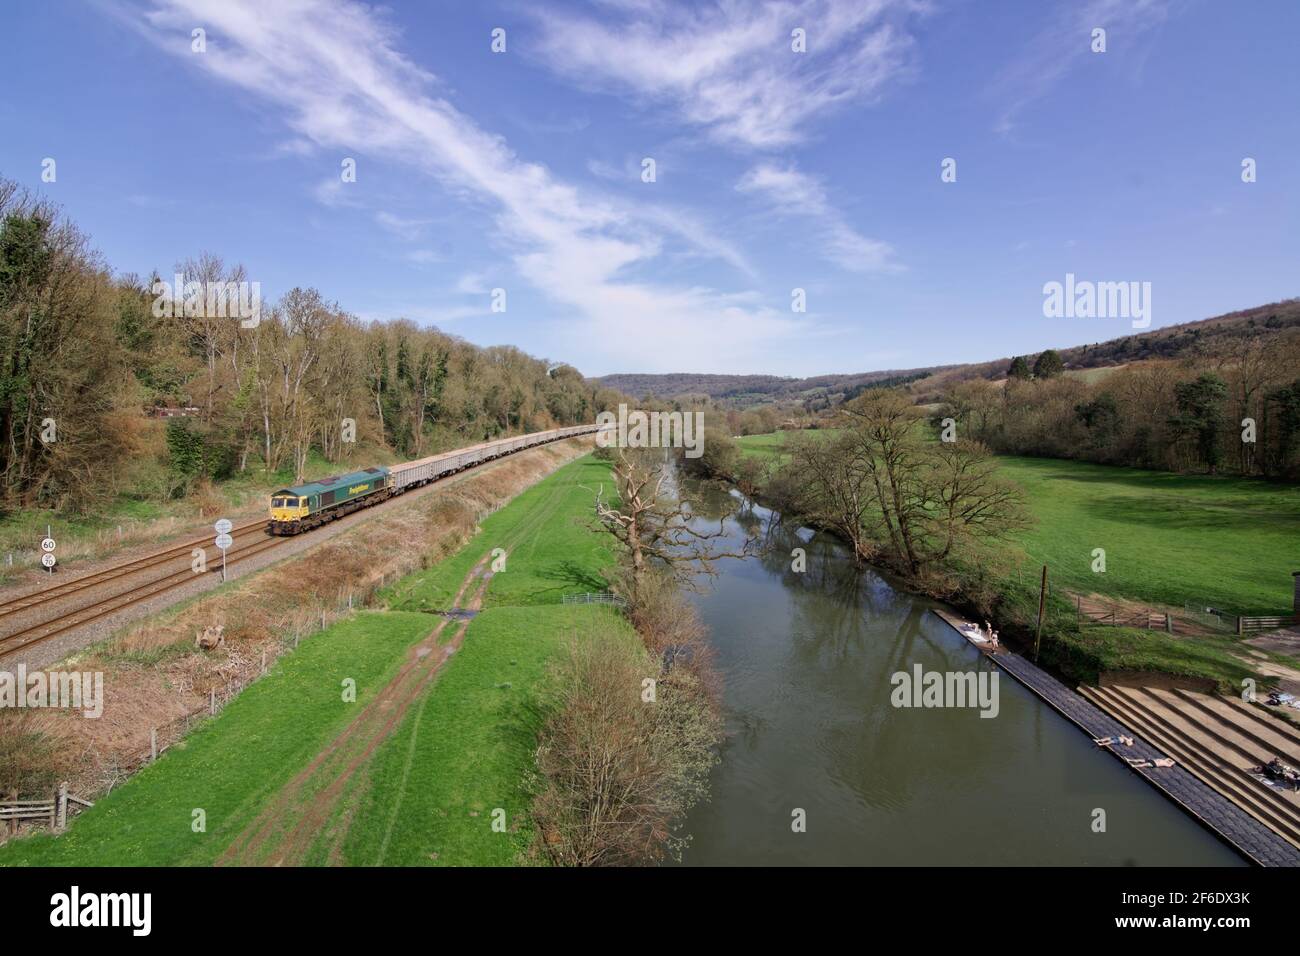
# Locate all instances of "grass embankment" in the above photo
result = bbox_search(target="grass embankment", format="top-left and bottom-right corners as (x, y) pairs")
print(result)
(735, 431), (1296, 689)
(385, 454), (615, 612)
(0, 611), (436, 866)
(339, 455), (635, 866)
(338, 604), (637, 866)
(0, 454), (626, 866)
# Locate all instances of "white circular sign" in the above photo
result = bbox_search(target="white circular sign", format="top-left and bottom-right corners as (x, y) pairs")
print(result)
(214, 518), (233, 535)
(40, 537), (55, 553)
(41, 553), (56, 568)
(214, 533), (233, 550)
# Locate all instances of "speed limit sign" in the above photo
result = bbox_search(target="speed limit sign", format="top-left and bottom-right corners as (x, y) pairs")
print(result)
(41, 553), (56, 569)
(40, 537), (55, 553)
(214, 518), (233, 535)
(214, 528), (233, 583)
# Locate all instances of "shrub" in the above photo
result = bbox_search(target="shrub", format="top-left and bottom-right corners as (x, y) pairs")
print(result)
(0, 712), (60, 797)
(531, 627), (720, 866)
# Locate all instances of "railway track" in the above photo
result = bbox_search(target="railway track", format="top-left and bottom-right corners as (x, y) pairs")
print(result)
(0, 533), (284, 661)
(0, 426), (595, 663)
(0, 519), (268, 619)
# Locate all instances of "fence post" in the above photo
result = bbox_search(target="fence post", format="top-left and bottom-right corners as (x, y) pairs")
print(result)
(7, 788), (16, 837)
(1237, 616), (1244, 636)
(1165, 615), (1173, 634)
(210, 688), (216, 716)
(150, 728), (158, 763)
(1034, 565), (1048, 663)
(56, 782), (67, 831)
(261, 649), (267, 674)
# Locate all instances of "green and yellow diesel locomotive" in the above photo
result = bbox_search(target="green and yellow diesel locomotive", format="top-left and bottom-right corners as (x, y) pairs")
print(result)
(269, 467), (393, 535)
(266, 424), (602, 536)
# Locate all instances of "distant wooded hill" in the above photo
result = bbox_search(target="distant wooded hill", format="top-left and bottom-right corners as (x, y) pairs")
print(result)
(597, 299), (1300, 409)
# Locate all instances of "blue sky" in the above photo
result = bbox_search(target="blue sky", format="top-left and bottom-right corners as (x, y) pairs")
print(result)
(1, 0), (1296, 376)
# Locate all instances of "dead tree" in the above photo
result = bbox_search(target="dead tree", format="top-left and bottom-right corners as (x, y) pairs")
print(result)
(592, 447), (753, 603)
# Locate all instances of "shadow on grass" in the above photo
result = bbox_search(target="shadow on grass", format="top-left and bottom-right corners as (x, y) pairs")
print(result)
(1002, 457), (1300, 501)
(502, 560), (611, 604)
(1081, 495), (1300, 532)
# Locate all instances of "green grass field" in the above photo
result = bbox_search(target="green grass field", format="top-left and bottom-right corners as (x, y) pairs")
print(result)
(995, 456), (1300, 617)
(339, 604), (638, 866)
(0, 453), (621, 867)
(340, 454), (627, 866)
(386, 455), (615, 613)
(0, 610), (437, 866)
(737, 432), (1300, 616)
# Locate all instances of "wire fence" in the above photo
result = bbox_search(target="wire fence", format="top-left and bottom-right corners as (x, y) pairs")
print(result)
(561, 592), (627, 607)
(1182, 602), (1238, 635)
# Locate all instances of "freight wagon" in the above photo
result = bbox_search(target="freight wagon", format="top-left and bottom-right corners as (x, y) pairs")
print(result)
(266, 423), (601, 536)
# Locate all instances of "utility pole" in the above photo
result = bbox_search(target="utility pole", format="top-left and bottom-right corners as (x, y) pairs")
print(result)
(1034, 564), (1048, 663)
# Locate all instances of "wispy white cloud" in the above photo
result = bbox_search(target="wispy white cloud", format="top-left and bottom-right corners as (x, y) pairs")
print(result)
(374, 211), (429, 241)
(311, 177), (358, 209)
(125, 0), (796, 372)
(455, 272), (490, 295)
(272, 137), (317, 158)
(989, 0), (1175, 136)
(736, 162), (897, 272)
(528, 0), (923, 150)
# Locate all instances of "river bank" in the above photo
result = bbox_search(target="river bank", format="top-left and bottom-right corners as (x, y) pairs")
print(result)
(673, 482), (1242, 865)
(707, 431), (1274, 695)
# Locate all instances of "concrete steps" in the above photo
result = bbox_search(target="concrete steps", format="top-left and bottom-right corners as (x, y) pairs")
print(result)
(1171, 689), (1300, 760)
(1079, 685), (1300, 849)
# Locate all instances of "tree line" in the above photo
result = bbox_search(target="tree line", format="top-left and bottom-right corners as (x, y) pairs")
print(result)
(943, 335), (1300, 478)
(0, 178), (623, 512)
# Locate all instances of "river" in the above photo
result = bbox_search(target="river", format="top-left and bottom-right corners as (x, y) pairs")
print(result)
(676, 486), (1243, 866)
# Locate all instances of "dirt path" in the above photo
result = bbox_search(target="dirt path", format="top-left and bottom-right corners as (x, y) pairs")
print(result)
(215, 462), (573, 866)
(216, 556), (494, 867)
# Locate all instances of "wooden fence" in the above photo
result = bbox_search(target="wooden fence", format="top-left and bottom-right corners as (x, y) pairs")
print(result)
(1, 783), (92, 837)
(1237, 614), (1300, 635)
(1075, 596), (1172, 632)
(1075, 601), (1300, 638)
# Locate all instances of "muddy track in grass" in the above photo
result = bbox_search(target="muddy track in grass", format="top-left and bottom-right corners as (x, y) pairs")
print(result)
(215, 556), (493, 867)
(215, 465), (575, 867)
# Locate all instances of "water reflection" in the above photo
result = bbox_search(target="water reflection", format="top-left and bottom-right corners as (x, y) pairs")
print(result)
(673, 483), (1243, 866)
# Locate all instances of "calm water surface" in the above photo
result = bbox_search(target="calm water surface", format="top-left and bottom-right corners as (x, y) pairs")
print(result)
(676, 490), (1242, 866)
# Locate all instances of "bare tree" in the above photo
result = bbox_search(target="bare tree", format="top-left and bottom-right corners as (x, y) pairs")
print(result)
(786, 431), (877, 564)
(592, 446), (751, 602)
(779, 389), (1030, 577)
